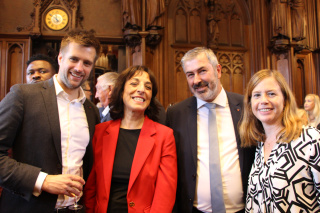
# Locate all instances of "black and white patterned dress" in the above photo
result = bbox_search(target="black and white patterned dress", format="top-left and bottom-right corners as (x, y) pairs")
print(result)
(246, 126), (320, 213)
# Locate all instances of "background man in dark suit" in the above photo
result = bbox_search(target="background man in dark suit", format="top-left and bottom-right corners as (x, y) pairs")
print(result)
(0, 29), (101, 212)
(166, 47), (255, 213)
(95, 72), (119, 123)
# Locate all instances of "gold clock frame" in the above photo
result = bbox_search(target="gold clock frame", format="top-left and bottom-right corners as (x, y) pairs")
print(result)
(45, 8), (69, 31)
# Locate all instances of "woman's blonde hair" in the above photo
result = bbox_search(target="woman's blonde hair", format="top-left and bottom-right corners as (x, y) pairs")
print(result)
(305, 94), (320, 127)
(239, 69), (302, 147)
(297, 108), (308, 126)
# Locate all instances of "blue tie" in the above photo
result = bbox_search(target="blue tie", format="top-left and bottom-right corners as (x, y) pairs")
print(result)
(205, 103), (226, 213)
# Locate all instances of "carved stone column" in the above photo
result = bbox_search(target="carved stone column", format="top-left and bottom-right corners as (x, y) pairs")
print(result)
(121, 0), (165, 66)
(32, 0), (42, 34)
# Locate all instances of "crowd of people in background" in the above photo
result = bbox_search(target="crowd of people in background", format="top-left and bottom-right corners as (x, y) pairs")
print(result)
(0, 29), (320, 213)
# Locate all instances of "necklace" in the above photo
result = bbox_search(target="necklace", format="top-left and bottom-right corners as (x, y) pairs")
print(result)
(264, 136), (278, 148)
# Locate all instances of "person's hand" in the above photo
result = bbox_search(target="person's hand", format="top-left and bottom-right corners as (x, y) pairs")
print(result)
(41, 174), (85, 197)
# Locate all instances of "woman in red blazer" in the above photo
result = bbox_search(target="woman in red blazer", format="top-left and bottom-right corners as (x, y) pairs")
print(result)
(84, 66), (177, 213)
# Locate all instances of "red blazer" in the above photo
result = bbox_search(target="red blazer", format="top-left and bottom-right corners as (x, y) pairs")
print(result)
(84, 116), (177, 213)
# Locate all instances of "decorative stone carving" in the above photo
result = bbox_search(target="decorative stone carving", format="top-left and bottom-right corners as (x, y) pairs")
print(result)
(216, 52), (244, 93)
(123, 27), (142, 48)
(207, 0), (221, 47)
(206, 0), (244, 48)
(16, 0), (80, 35)
(270, 0), (289, 37)
(290, 0), (306, 41)
(269, 34), (290, 53)
(121, 0), (165, 48)
(175, 50), (185, 73)
(146, 28), (163, 47)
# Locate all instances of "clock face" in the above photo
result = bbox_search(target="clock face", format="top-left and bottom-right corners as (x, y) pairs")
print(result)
(45, 9), (69, 31)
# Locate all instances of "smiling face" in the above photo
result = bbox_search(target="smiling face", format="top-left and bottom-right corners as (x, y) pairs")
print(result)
(251, 77), (285, 128)
(304, 96), (315, 112)
(122, 71), (152, 115)
(57, 42), (96, 95)
(184, 53), (222, 102)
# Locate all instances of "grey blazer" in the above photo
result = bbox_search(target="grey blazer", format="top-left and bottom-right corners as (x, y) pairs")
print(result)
(0, 78), (100, 213)
(166, 92), (256, 213)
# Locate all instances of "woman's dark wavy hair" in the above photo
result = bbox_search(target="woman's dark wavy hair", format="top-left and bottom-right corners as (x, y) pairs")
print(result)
(109, 65), (160, 121)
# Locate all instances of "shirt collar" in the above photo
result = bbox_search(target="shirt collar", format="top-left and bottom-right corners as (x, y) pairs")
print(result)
(102, 105), (110, 117)
(197, 87), (228, 109)
(53, 74), (86, 104)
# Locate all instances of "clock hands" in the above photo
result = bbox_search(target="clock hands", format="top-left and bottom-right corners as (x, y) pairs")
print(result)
(46, 9), (68, 30)
(52, 14), (61, 24)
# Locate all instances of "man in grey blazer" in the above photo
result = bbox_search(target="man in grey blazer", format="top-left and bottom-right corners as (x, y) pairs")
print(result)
(0, 30), (101, 212)
(166, 47), (255, 213)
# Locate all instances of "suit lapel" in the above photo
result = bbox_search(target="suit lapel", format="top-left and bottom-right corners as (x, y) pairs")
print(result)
(101, 112), (111, 123)
(83, 100), (96, 138)
(101, 115), (107, 123)
(41, 79), (62, 164)
(226, 92), (242, 147)
(105, 112), (112, 122)
(102, 120), (121, 194)
(226, 92), (244, 171)
(83, 100), (98, 179)
(128, 117), (155, 193)
(188, 97), (198, 168)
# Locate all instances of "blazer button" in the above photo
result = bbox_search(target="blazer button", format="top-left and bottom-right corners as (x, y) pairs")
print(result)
(192, 174), (196, 180)
(129, 201), (135, 207)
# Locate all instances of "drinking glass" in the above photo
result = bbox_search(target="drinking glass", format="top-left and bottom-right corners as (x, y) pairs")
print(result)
(68, 193), (83, 210)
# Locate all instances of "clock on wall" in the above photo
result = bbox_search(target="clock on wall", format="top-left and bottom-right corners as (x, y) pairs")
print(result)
(45, 8), (69, 31)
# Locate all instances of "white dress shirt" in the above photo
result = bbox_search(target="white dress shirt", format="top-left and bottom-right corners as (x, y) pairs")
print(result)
(33, 75), (90, 208)
(102, 105), (110, 118)
(194, 88), (244, 213)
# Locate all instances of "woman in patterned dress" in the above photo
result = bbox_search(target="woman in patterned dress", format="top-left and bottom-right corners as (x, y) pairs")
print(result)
(239, 69), (320, 212)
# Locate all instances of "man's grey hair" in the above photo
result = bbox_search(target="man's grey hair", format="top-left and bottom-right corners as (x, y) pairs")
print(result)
(97, 72), (119, 90)
(181, 47), (219, 71)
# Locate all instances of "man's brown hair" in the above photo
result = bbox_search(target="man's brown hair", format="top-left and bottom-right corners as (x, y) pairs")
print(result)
(60, 29), (101, 62)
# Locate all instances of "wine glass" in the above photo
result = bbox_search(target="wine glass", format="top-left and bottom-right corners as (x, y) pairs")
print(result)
(69, 167), (83, 211)
(68, 193), (83, 210)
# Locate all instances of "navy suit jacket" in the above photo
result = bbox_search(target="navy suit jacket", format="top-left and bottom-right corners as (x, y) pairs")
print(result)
(0, 78), (100, 213)
(166, 92), (255, 213)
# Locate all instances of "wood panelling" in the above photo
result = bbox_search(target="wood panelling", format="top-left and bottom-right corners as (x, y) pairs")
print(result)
(189, 9), (201, 43)
(305, 0), (317, 49)
(165, 0), (251, 107)
(8, 45), (23, 91)
(0, 0), (122, 38)
(292, 51), (316, 107)
(175, 9), (188, 43)
(0, 0), (320, 107)
(0, 38), (30, 100)
(217, 52), (245, 94)
(0, 1), (33, 34)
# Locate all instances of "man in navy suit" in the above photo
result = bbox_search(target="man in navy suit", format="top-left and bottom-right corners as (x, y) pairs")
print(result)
(0, 29), (101, 212)
(166, 47), (255, 213)
(95, 72), (119, 123)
